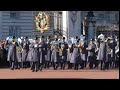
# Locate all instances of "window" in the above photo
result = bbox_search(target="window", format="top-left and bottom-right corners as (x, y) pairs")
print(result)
(10, 11), (19, 19)
(98, 14), (104, 20)
(9, 26), (21, 37)
(115, 14), (118, 21)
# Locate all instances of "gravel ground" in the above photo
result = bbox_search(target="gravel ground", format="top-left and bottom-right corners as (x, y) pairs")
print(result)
(0, 68), (119, 79)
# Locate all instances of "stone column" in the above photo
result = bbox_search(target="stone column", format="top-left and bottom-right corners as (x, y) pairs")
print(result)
(68, 11), (81, 38)
(62, 11), (68, 41)
(62, 11), (81, 41)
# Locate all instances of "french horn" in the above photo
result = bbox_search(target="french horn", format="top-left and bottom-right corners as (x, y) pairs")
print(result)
(107, 46), (113, 54)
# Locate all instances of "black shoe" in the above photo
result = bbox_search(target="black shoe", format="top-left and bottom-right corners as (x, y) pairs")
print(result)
(40, 68), (42, 71)
(10, 68), (14, 70)
(35, 70), (38, 72)
(32, 70), (35, 72)
(54, 68), (57, 70)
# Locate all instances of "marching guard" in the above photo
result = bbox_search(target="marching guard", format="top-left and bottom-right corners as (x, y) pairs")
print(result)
(86, 39), (96, 69)
(16, 38), (23, 69)
(97, 36), (109, 70)
(115, 38), (119, 68)
(7, 36), (17, 70)
(31, 37), (39, 72)
(44, 36), (51, 69)
(51, 38), (59, 70)
(70, 39), (81, 70)
(60, 37), (68, 69)
(39, 36), (46, 71)
(26, 40), (34, 70)
(67, 38), (74, 69)
(79, 39), (86, 69)
(21, 37), (30, 69)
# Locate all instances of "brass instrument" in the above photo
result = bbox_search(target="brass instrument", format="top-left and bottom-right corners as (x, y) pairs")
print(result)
(12, 41), (16, 45)
(16, 45), (23, 53)
(59, 48), (62, 56)
(107, 45), (112, 54)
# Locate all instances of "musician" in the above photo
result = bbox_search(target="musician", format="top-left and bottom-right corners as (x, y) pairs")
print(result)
(115, 38), (119, 68)
(97, 36), (109, 70)
(21, 37), (30, 69)
(51, 38), (59, 70)
(31, 37), (39, 72)
(70, 39), (80, 70)
(7, 36), (17, 70)
(110, 38), (117, 68)
(16, 39), (22, 69)
(26, 39), (34, 70)
(94, 38), (100, 68)
(38, 36), (46, 71)
(79, 39), (86, 69)
(44, 36), (51, 69)
(0, 41), (7, 67)
(59, 37), (68, 69)
(67, 38), (74, 69)
(104, 38), (112, 69)
(86, 39), (96, 69)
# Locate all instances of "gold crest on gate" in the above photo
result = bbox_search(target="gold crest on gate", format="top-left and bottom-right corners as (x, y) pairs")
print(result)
(35, 12), (50, 33)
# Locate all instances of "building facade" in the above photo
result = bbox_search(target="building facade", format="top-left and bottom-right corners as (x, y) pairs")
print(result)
(0, 11), (119, 40)
(0, 11), (35, 39)
(81, 11), (119, 38)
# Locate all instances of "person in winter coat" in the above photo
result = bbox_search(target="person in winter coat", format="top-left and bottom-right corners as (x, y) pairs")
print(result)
(7, 36), (17, 70)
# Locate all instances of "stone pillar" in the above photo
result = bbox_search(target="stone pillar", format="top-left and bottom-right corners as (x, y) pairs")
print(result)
(62, 11), (68, 41)
(54, 13), (57, 30)
(68, 11), (81, 38)
(62, 11), (81, 41)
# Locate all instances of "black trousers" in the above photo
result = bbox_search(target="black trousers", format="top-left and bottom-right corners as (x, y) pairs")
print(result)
(39, 63), (44, 71)
(67, 61), (70, 69)
(100, 60), (109, 70)
(32, 62), (39, 72)
(88, 56), (94, 69)
(74, 63), (79, 70)
(80, 60), (85, 69)
(100, 60), (104, 70)
(9, 61), (15, 70)
(69, 63), (73, 69)
(44, 61), (50, 69)
(16, 62), (21, 69)
(30, 62), (33, 69)
(21, 62), (27, 68)
(53, 62), (57, 70)
(115, 61), (119, 68)
(94, 60), (99, 68)
(60, 61), (66, 69)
